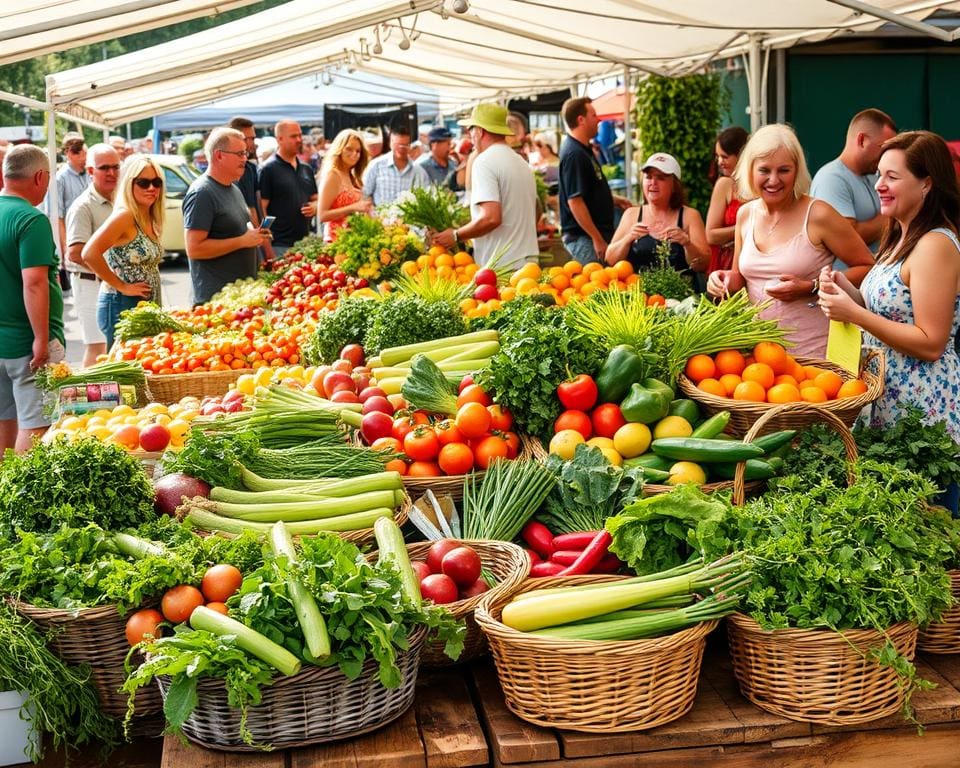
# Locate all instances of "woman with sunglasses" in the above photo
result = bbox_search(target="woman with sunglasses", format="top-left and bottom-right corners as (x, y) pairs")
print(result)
(82, 156), (165, 350)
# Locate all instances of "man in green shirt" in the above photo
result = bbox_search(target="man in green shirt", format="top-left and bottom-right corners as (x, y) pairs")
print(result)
(0, 144), (65, 453)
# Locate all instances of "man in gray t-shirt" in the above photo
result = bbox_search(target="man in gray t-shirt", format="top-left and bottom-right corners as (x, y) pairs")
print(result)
(183, 128), (271, 305)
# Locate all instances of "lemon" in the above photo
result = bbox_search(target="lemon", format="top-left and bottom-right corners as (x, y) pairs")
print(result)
(111, 404), (135, 417)
(167, 419), (191, 441)
(653, 415), (694, 440)
(667, 461), (707, 485)
(612, 423), (652, 458)
(254, 367), (275, 388)
(235, 374), (257, 396)
(598, 446), (623, 466)
(586, 436), (616, 452)
(549, 429), (585, 460)
(59, 416), (84, 431)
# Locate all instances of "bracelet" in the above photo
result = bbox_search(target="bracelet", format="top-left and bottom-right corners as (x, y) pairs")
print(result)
(810, 278), (819, 295)
(453, 228), (460, 242)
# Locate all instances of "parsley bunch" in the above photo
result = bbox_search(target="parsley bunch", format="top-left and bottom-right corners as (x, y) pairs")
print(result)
(363, 294), (465, 356)
(300, 295), (378, 365)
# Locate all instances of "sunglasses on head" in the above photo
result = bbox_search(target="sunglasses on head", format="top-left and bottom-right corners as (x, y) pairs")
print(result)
(133, 177), (163, 189)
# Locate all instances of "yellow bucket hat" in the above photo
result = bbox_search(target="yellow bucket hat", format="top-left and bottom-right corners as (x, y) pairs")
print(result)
(458, 103), (514, 135)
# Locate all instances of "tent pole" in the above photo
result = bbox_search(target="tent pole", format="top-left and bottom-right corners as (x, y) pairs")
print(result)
(44, 101), (59, 241)
(623, 66), (633, 200)
(747, 34), (762, 133)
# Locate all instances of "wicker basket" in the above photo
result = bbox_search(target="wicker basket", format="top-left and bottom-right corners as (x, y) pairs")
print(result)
(677, 348), (885, 436)
(12, 599), (162, 719)
(145, 368), (252, 404)
(726, 613), (918, 725)
(918, 570), (960, 654)
(157, 625), (427, 751)
(402, 540), (529, 666)
(474, 575), (717, 732)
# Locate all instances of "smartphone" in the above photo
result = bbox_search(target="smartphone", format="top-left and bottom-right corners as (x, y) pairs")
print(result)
(260, 215), (276, 230)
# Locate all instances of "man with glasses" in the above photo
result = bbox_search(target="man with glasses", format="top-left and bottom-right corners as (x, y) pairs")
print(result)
(182, 127), (271, 305)
(44, 133), (89, 296)
(64, 144), (120, 366)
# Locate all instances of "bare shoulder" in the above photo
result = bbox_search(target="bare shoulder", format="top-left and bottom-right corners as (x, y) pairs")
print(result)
(912, 229), (960, 265)
(683, 205), (704, 225)
(807, 197), (840, 224)
(735, 199), (754, 223)
(714, 175), (735, 197)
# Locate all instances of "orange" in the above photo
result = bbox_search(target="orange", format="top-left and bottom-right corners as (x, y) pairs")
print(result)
(579, 281), (599, 296)
(804, 365), (826, 381)
(741, 362), (775, 390)
(813, 371), (843, 399)
(590, 268), (610, 285)
(400, 260), (419, 276)
(714, 349), (746, 376)
(550, 273), (570, 291)
(107, 424), (141, 451)
(766, 382), (802, 404)
(789, 359), (807, 381)
(753, 342), (789, 374)
(625, 273), (640, 286)
(718, 373), (742, 396)
(773, 374), (798, 387)
(697, 378), (726, 397)
(685, 354), (717, 384)
(733, 380), (766, 402)
(798, 379), (820, 391)
(613, 260), (634, 280)
(563, 259), (583, 276)
(499, 286), (517, 302)
(582, 262), (603, 277)
(570, 274), (589, 291)
(837, 378), (868, 399)
(435, 253), (454, 268)
(453, 251), (473, 266)
(515, 277), (539, 296)
(800, 386), (828, 403)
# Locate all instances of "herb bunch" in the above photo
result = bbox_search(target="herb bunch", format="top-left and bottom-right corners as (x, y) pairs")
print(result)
(394, 185), (469, 232)
(363, 294), (466, 356)
(639, 240), (695, 301)
(160, 429), (260, 490)
(300, 294), (378, 365)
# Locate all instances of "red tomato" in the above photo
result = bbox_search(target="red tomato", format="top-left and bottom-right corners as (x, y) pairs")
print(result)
(456, 384), (492, 409)
(441, 546), (482, 587)
(161, 585), (205, 624)
(411, 561), (432, 582)
(125, 608), (164, 646)
(556, 374), (599, 412)
(435, 419), (464, 446)
(591, 403), (627, 439)
(384, 458), (409, 475)
(204, 602), (229, 616)
(419, 573), (459, 604)
(502, 431), (521, 459)
(426, 539), (463, 574)
(391, 415), (418, 443)
(407, 460), (442, 477)
(371, 436), (403, 454)
(455, 402), (491, 438)
(554, 409), (593, 439)
(339, 343), (365, 367)
(458, 374), (475, 393)
(473, 434), (509, 469)
(201, 564), (243, 603)
(403, 426), (440, 462)
(438, 442), (474, 475)
(487, 404), (513, 432)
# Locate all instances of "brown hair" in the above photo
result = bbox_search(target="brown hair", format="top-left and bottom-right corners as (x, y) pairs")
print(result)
(228, 116), (255, 131)
(876, 130), (960, 264)
(641, 168), (687, 209)
(561, 97), (592, 131)
(717, 126), (749, 156)
(849, 108), (897, 136)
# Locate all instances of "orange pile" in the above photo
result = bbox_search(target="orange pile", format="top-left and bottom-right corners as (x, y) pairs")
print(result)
(400, 246), (478, 285)
(684, 342), (868, 404)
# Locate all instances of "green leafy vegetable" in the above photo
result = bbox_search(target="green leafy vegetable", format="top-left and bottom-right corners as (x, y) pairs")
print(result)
(160, 429), (260, 490)
(639, 240), (695, 301)
(363, 294), (466, 356)
(401, 355), (459, 416)
(0, 437), (155, 537)
(394, 185), (469, 232)
(300, 295), (378, 365)
(113, 301), (199, 342)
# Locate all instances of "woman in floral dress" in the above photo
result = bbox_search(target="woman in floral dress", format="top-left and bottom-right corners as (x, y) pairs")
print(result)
(82, 155), (165, 349)
(317, 129), (374, 243)
(818, 130), (960, 513)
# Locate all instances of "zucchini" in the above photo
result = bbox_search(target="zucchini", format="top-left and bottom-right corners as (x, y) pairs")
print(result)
(709, 458), (780, 481)
(624, 453), (673, 472)
(374, 517), (421, 608)
(750, 430), (797, 455)
(690, 411), (730, 439)
(650, 437), (765, 463)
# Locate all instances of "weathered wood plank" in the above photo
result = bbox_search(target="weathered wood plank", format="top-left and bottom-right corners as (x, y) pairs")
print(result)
(30, 737), (163, 768)
(354, 706), (424, 768)
(416, 669), (488, 768)
(923, 651), (960, 692)
(559, 671), (745, 758)
(160, 736), (284, 768)
(290, 739), (358, 768)
(471, 661), (560, 765)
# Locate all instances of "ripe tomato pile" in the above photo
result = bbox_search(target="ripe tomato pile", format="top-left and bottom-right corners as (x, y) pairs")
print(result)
(264, 256), (370, 323)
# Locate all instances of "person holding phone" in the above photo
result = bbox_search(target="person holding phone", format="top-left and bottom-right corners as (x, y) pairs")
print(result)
(182, 127), (272, 305)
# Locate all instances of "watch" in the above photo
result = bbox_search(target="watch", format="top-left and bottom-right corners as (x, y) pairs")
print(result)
(810, 278), (819, 295)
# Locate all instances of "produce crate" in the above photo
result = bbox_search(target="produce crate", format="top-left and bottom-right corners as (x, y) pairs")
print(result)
(918, 570), (960, 654)
(156, 626), (427, 751)
(145, 368), (253, 404)
(0, 690), (37, 767)
(400, 540), (529, 666)
(474, 575), (717, 732)
(11, 599), (162, 719)
(677, 349), (884, 436)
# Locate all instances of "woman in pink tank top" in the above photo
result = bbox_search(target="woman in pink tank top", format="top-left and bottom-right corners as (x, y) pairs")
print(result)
(317, 129), (374, 243)
(706, 124), (875, 357)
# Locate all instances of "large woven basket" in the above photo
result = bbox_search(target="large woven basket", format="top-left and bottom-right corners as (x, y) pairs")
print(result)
(677, 348), (885, 436)
(145, 368), (252, 404)
(157, 625), (427, 751)
(403, 540), (529, 666)
(918, 569), (960, 654)
(474, 575), (717, 732)
(12, 599), (161, 719)
(726, 613), (918, 725)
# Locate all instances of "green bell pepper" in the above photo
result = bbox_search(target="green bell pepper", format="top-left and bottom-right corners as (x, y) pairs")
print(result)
(620, 381), (672, 425)
(595, 344), (647, 404)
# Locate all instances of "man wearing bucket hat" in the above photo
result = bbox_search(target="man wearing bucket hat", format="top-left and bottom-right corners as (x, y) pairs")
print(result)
(432, 104), (538, 270)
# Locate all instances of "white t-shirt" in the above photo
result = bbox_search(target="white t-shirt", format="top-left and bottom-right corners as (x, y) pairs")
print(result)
(469, 143), (539, 269)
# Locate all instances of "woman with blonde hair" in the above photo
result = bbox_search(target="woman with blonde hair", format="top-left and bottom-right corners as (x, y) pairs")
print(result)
(706, 123), (874, 356)
(82, 155), (164, 349)
(317, 129), (374, 243)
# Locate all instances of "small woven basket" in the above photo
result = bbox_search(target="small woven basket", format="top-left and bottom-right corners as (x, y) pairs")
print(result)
(677, 349), (885, 436)
(157, 625), (427, 751)
(145, 368), (252, 404)
(918, 570), (960, 654)
(474, 575), (717, 732)
(402, 540), (529, 666)
(12, 599), (161, 719)
(726, 614), (918, 725)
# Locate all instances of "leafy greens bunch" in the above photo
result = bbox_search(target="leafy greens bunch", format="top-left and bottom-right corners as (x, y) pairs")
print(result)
(300, 294), (378, 365)
(0, 437), (155, 537)
(474, 298), (605, 440)
(160, 428), (260, 490)
(363, 294), (465, 356)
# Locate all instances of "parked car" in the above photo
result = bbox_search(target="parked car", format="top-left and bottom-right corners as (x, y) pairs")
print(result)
(149, 154), (199, 261)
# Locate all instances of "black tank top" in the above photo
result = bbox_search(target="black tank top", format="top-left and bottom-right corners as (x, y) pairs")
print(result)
(627, 205), (687, 272)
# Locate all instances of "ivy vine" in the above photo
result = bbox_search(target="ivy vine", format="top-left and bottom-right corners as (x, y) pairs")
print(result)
(634, 74), (730, 215)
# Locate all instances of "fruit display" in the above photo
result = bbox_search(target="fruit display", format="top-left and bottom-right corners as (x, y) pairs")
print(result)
(411, 540), (489, 604)
(328, 215), (423, 281)
(264, 255), (371, 322)
(400, 245), (479, 286)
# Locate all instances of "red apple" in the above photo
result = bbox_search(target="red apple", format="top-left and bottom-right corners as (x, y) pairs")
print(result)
(340, 344), (365, 367)
(352, 372), (371, 392)
(474, 268), (497, 287)
(139, 423), (171, 452)
(360, 411), (394, 444)
(331, 389), (361, 403)
(473, 283), (499, 302)
(359, 386), (387, 402)
(441, 546), (482, 587)
(322, 371), (354, 398)
(331, 359), (353, 374)
(361, 396), (394, 416)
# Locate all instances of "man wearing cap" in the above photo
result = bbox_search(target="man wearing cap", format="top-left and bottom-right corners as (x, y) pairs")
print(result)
(65, 143), (120, 366)
(44, 134), (90, 291)
(363, 124), (429, 207)
(432, 104), (538, 270)
(417, 126), (460, 189)
(558, 97), (631, 265)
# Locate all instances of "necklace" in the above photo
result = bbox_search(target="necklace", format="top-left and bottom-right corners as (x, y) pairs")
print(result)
(761, 205), (784, 238)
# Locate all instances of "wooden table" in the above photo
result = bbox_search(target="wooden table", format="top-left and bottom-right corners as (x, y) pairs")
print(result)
(157, 647), (960, 768)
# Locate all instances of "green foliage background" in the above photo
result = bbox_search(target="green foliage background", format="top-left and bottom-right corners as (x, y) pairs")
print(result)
(633, 73), (730, 215)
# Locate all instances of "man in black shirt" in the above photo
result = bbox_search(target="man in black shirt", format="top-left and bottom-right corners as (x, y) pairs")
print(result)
(259, 119), (318, 257)
(558, 97), (631, 265)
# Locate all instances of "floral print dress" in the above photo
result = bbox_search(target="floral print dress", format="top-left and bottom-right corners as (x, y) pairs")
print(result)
(859, 227), (960, 442)
(100, 227), (163, 304)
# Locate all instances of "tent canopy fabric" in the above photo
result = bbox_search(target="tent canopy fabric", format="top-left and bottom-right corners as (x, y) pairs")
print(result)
(592, 87), (637, 122)
(35, 1), (960, 128)
(152, 71), (440, 130)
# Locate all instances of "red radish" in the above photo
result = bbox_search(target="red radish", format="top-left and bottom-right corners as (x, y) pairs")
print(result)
(360, 411), (394, 444)
(460, 579), (490, 599)
(358, 386), (387, 402)
(524, 548), (543, 565)
(222, 388), (245, 406)
(441, 546), (482, 587)
(548, 550), (583, 566)
(551, 531), (601, 550)
(411, 561), (432, 582)
(529, 561), (566, 578)
(419, 573), (459, 604)
(138, 423), (171, 452)
(223, 398), (244, 413)
(473, 268), (497, 286)
(199, 402), (225, 416)
(426, 539), (462, 574)
(361, 396), (394, 416)
(521, 521), (554, 559)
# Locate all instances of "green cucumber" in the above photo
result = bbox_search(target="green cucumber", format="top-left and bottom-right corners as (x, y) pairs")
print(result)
(709, 459), (779, 481)
(668, 399), (701, 426)
(638, 466), (671, 483)
(750, 430), (797, 455)
(624, 454), (673, 472)
(690, 411), (730, 439)
(650, 437), (765, 463)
